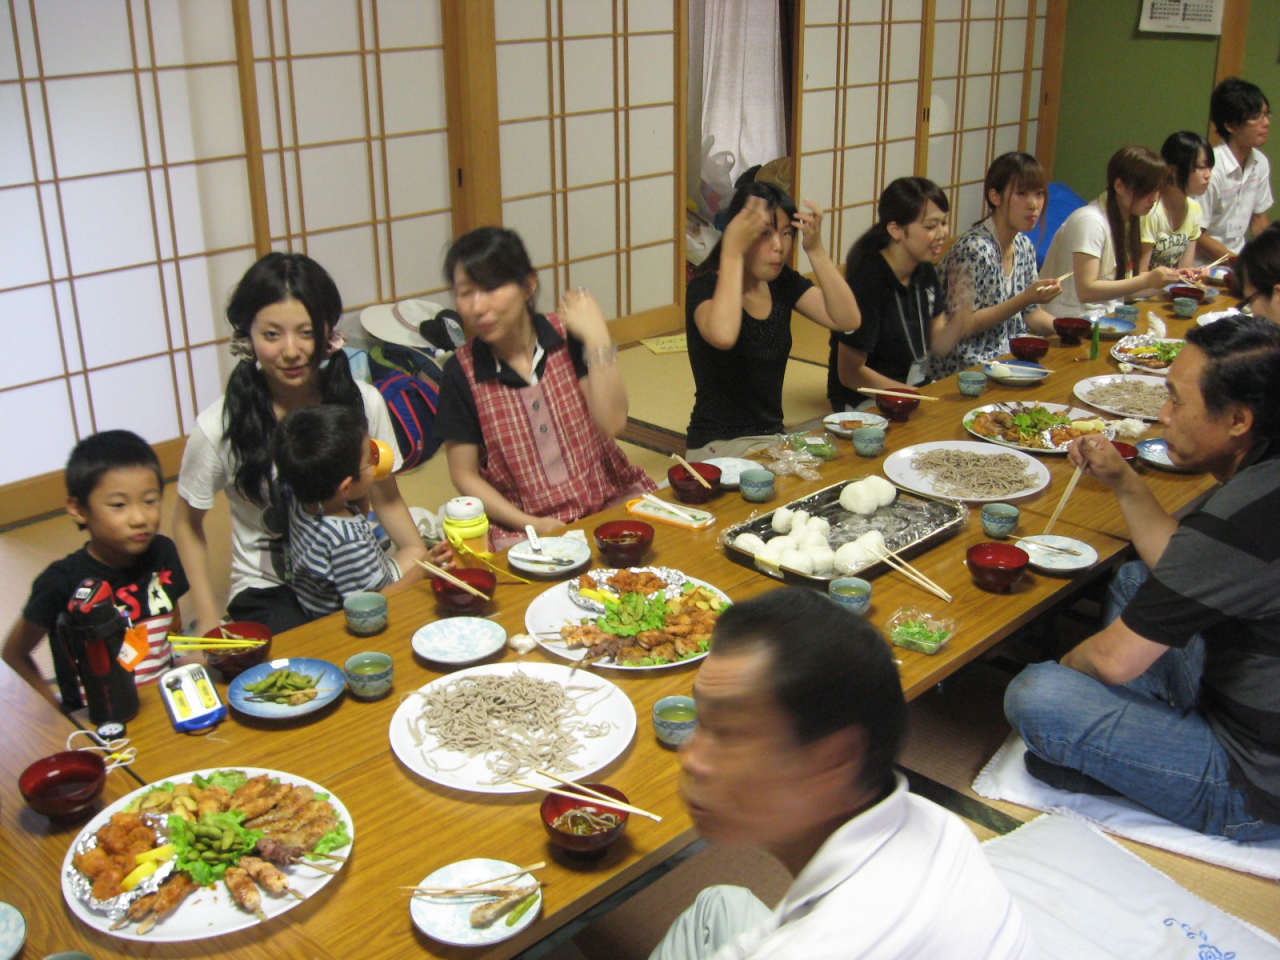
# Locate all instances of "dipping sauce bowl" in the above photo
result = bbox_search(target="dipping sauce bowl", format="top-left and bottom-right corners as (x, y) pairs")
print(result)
(19, 751), (106, 819)
(1052, 317), (1091, 345)
(668, 463), (722, 504)
(202, 621), (272, 679)
(874, 390), (920, 423)
(1009, 336), (1050, 362)
(432, 569), (497, 611)
(967, 542), (1029, 593)
(593, 520), (654, 567)
(540, 783), (629, 860)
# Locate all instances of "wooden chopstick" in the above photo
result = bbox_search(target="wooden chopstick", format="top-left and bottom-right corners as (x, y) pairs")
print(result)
(870, 548), (952, 603)
(1204, 252), (1231, 270)
(534, 769), (661, 820)
(399, 862), (546, 894)
(1042, 463), (1084, 536)
(642, 492), (703, 524)
(414, 559), (491, 601)
(512, 778), (663, 823)
(856, 388), (940, 402)
(168, 637), (266, 649)
(1009, 535), (1082, 556)
(671, 453), (713, 489)
(1054, 270), (1072, 283)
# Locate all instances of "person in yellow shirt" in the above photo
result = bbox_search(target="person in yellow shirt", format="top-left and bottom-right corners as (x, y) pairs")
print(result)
(1138, 131), (1213, 278)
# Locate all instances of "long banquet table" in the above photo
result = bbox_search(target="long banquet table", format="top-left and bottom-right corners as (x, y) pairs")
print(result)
(3, 290), (1229, 958)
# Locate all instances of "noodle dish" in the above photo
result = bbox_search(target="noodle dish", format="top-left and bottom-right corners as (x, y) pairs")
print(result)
(963, 402), (1114, 453)
(883, 440), (1051, 502)
(1072, 374), (1168, 420)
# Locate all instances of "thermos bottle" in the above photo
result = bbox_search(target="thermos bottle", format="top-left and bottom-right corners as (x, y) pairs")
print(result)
(57, 578), (139, 724)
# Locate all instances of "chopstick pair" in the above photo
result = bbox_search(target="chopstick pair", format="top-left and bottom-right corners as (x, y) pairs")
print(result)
(1009, 535), (1082, 556)
(641, 492), (704, 524)
(670, 453), (713, 490)
(856, 388), (941, 402)
(167, 635), (266, 650)
(517, 769), (663, 822)
(415, 558), (491, 601)
(399, 861), (546, 896)
(869, 547), (952, 603)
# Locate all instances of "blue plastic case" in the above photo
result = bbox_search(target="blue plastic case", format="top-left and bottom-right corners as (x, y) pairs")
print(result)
(158, 663), (226, 732)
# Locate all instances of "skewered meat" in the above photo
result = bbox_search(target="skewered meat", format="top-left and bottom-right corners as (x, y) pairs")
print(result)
(238, 856), (297, 897)
(244, 785), (315, 829)
(128, 873), (197, 924)
(224, 866), (267, 920)
(469, 882), (539, 928)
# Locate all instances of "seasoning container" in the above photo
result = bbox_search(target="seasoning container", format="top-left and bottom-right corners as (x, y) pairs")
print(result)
(442, 496), (492, 567)
(1089, 313), (1101, 360)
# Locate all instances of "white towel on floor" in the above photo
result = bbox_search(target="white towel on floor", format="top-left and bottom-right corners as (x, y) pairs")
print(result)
(974, 733), (1280, 880)
(982, 815), (1280, 958)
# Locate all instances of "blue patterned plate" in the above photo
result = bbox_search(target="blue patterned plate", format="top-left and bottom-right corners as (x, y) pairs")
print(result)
(227, 657), (345, 719)
(411, 617), (507, 665)
(1136, 438), (1195, 473)
(1096, 316), (1135, 340)
(0, 903), (25, 960)
(409, 858), (541, 946)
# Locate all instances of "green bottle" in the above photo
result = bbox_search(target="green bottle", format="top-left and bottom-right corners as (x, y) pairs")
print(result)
(1089, 314), (1101, 360)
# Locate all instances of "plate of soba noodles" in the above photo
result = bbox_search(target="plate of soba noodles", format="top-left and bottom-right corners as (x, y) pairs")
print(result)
(389, 662), (636, 795)
(1073, 374), (1168, 421)
(883, 441), (1050, 503)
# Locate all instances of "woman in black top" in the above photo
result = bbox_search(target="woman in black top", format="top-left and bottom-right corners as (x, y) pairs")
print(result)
(685, 182), (861, 459)
(828, 178), (966, 410)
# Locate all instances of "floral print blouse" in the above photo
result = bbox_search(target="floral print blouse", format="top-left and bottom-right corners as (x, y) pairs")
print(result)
(929, 218), (1039, 380)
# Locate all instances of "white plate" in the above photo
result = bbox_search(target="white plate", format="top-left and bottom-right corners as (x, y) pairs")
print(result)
(883, 440), (1051, 503)
(527, 576), (729, 669)
(700, 457), (757, 487)
(980, 359), (1050, 385)
(962, 403), (1115, 454)
(1135, 438), (1195, 473)
(389, 662), (636, 794)
(506, 536), (592, 576)
(1110, 336), (1184, 376)
(1197, 308), (1243, 327)
(412, 617), (507, 665)
(1072, 375), (1168, 421)
(61, 767), (353, 942)
(409, 858), (541, 946)
(821, 412), (889, 438)
(1015, 535), (1098, 574)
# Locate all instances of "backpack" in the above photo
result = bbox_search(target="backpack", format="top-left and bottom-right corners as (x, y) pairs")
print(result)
(374, 373), (441, 471)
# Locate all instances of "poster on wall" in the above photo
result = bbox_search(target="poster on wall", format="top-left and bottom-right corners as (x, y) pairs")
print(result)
(1139, 0), (1223, 35)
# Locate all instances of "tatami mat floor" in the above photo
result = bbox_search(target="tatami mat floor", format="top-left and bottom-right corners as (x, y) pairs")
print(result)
(5, 343), (1277, 954)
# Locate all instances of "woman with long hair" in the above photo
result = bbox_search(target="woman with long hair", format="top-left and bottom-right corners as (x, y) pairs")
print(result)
(684, 181), (860, 459)
(829, 177), (964, 407)
(435, 227), (655, 549)
(1137, 131), (1214, 275)
(1041, 145), (1182, 318)
(173, 252), (433, 634)
(930, 153), (1062, 379)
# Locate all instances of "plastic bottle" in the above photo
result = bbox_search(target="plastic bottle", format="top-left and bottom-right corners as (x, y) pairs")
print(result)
(442, 497), (492, 567)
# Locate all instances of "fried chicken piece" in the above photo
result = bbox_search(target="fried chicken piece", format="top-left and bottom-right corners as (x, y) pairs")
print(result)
(224, 866), (266, 920)
(634, 629), (664, 649)
(74, 846), (130, 900)
(673, 634), (708, 657)
(97, 812), (154, 856)
(230, 775), (271, 808)
(645, 642), (678, 662)
(235, 780), (292, 820)
(245, 785), (315, 829)
(197, 785), (231, 816)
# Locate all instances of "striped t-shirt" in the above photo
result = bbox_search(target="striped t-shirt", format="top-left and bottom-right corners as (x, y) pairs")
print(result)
(286, 495), (399, 618)
(1122, 440), (1280, 821)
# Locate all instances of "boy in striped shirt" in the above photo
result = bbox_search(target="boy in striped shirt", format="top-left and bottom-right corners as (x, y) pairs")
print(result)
(3, 430), (188, 708)
(272, 405), (399, 619)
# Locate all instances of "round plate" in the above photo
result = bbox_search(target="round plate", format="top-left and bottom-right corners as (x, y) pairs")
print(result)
(389, 662), (636, 794)
(700, 457), (757, 488)
(980, 359), (1050, 385)
(61, 767), (353, 941)
(526, 575), (729, 670)
(822, 412), (889, 438)
(1015, 535), (1099, 574)
(962, 402), (1116, 454)
(1136, 438), (1195, 472)
(883, 440), (1051, 502)
(506, 536), (591, 576)
(412, 618), (507, 665)
(1072, 374), (1168, 421)
(410, 858), (541, 946)
(1096, 316), (1135, 340)
(1111, 336), (1184, 375)
(0, 903), (25, 960)
(227, 657), (345, 719)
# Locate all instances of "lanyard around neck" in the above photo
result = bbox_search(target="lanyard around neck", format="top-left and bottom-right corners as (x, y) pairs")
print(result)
(893, 280), (928, 364)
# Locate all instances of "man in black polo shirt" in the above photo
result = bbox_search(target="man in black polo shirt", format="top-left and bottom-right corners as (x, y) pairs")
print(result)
(1005, 315), (1280, 841)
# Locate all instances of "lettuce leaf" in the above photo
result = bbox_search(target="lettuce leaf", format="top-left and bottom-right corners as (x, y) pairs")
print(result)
(307, 817), (351, 858)
(192, 770), (249, 793)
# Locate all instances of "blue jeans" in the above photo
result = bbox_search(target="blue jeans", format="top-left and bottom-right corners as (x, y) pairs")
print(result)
(1005, 561), (1280, 842)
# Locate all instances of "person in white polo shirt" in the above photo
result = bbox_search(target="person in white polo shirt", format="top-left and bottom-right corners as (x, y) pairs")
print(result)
(1198, 78), (1273, 263)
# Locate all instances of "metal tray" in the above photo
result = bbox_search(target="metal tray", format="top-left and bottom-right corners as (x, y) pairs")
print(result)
(722, 479), (966, 587)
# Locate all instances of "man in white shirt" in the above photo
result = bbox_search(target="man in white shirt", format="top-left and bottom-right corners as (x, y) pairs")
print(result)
(649, 589), (1037, 960)
(1198, 77), (1273, 264)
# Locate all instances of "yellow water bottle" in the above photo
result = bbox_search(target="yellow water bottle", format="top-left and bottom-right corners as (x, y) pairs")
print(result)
(442, 496), (492, 567)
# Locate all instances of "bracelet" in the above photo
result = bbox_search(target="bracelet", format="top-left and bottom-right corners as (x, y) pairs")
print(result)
(584, 341), (618, 369)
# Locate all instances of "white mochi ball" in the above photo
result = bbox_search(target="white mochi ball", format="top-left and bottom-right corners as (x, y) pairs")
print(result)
(780, 549), (814, 575)
(834, 541), (869, 574)
(865, 476), (897, 508)
(855, 530), (887, 559)
(757, 540), (785, 566)
(771, 507), (794, 534)
(806, 516), (831, 540)
(807, 545), (836, 574)
(733, 533), (767, 556)
(790, 510), (810, 533)
(798, 528), (829, 550)
(767, 534), (797, 553)
(843, 481), (879, 517)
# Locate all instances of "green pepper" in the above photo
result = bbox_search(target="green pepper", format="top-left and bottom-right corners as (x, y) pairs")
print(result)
(505, 891), (539, 927)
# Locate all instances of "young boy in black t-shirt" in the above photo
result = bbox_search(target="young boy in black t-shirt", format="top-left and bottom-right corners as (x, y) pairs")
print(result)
(2, 430), (188, 708)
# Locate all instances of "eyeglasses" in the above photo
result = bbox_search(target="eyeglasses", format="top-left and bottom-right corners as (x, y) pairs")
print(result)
(1239, 289), (1265, 312)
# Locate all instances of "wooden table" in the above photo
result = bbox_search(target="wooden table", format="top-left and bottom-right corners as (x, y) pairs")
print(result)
(5, 289), (1226, 959)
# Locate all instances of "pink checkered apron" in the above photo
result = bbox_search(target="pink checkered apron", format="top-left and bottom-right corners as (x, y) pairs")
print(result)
(455, 315), (656, 546)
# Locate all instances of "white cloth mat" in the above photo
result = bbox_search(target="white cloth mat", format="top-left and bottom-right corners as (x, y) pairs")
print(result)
(974, 733), (1280, 879)
(982, 815), (1280, 958)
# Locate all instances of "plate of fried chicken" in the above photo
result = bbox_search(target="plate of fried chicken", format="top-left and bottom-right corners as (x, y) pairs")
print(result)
(62, 767), (352, 941)
(525, 568), (730, 669)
